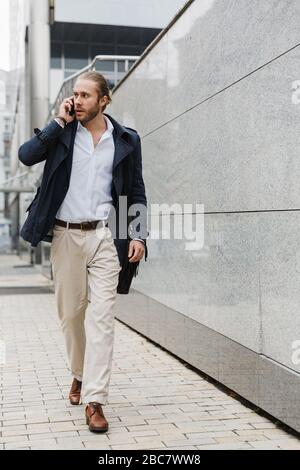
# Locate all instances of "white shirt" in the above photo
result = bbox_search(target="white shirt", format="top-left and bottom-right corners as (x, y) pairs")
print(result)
(56, 114), (114, 222)
(55, 115), (145, 244)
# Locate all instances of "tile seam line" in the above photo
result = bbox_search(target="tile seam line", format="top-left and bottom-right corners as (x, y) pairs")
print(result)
(156, 208), (300, 215)
(141, 41), (300, 139)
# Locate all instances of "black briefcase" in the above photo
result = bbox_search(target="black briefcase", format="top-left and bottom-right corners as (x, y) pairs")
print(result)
(117, 239), (148, 294)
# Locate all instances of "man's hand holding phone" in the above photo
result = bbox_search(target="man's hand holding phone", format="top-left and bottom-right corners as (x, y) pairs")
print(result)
(56, 96), (76, 125)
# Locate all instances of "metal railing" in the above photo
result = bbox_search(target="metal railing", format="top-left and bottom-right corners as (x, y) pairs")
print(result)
(0, 55), (139, 194)
(48, 55), (139, 122)
(0, 170), (40, 193)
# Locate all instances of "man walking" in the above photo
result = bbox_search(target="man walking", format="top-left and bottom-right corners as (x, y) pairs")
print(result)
(18, 71), (148, 433)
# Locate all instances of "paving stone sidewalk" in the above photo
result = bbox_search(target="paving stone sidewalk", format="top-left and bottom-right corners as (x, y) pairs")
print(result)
(0, 253), (299, 450)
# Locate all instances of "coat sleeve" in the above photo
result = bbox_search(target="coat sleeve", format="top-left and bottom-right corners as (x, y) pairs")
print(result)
(128, 134), (149, 251)
(18, 120), (65, 166)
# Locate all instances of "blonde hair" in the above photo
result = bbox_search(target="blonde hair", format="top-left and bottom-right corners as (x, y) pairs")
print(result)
(75, 71), (112, 111)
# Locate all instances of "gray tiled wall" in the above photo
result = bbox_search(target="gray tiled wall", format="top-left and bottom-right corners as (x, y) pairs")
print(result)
(111, 0), (300, 431)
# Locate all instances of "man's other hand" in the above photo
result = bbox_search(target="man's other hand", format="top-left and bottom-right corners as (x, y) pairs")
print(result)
(128, 240), (145, 262)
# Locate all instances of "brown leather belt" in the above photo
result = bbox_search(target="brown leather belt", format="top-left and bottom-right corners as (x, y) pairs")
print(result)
(54, 218), (108, 231)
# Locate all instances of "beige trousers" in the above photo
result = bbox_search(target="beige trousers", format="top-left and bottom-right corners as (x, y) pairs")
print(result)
(50, 221), (122, 405)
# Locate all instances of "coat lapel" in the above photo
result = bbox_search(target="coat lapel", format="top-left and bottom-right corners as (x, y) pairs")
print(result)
(59, 119), (76, 149)
(103, 113), (135, 171)
(104, 113), (135, 197)
(52, 119), (77, 183)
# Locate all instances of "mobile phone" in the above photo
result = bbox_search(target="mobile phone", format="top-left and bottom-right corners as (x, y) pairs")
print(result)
(69, 98), (75, 116)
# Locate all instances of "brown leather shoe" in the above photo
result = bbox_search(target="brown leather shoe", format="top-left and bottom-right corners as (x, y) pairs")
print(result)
(85, 402), (108, 433)
(68, 378), (82, 405)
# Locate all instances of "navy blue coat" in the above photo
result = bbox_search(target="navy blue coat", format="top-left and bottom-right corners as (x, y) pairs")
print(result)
(18, 113), (148, 269)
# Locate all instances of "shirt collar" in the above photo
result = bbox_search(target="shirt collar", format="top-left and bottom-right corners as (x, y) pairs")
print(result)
(103, 114), (114, 134)
(77, 114), (114, 134)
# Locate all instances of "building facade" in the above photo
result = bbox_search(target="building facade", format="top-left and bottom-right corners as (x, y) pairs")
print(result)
(3, 0), (187, 256)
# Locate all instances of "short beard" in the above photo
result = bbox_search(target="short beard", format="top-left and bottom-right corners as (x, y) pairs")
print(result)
(79, 100), (102, 125)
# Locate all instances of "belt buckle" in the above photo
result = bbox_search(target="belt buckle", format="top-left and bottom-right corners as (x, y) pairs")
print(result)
(80, 221), (90, 231)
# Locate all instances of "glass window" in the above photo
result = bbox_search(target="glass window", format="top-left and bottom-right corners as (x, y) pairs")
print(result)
(64, 70), (77, 79)
(116, 44), (142, 55)
(107, 79), (116, 90)
(64, 43), (89, 69)
(95, 60), (115, 72)
(117, 27), (140, 45)
(128, 60), (136, 68)
(51, 42), (62, 69)
(117, 61), (125, 72)
(91, 44), (115, 59)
